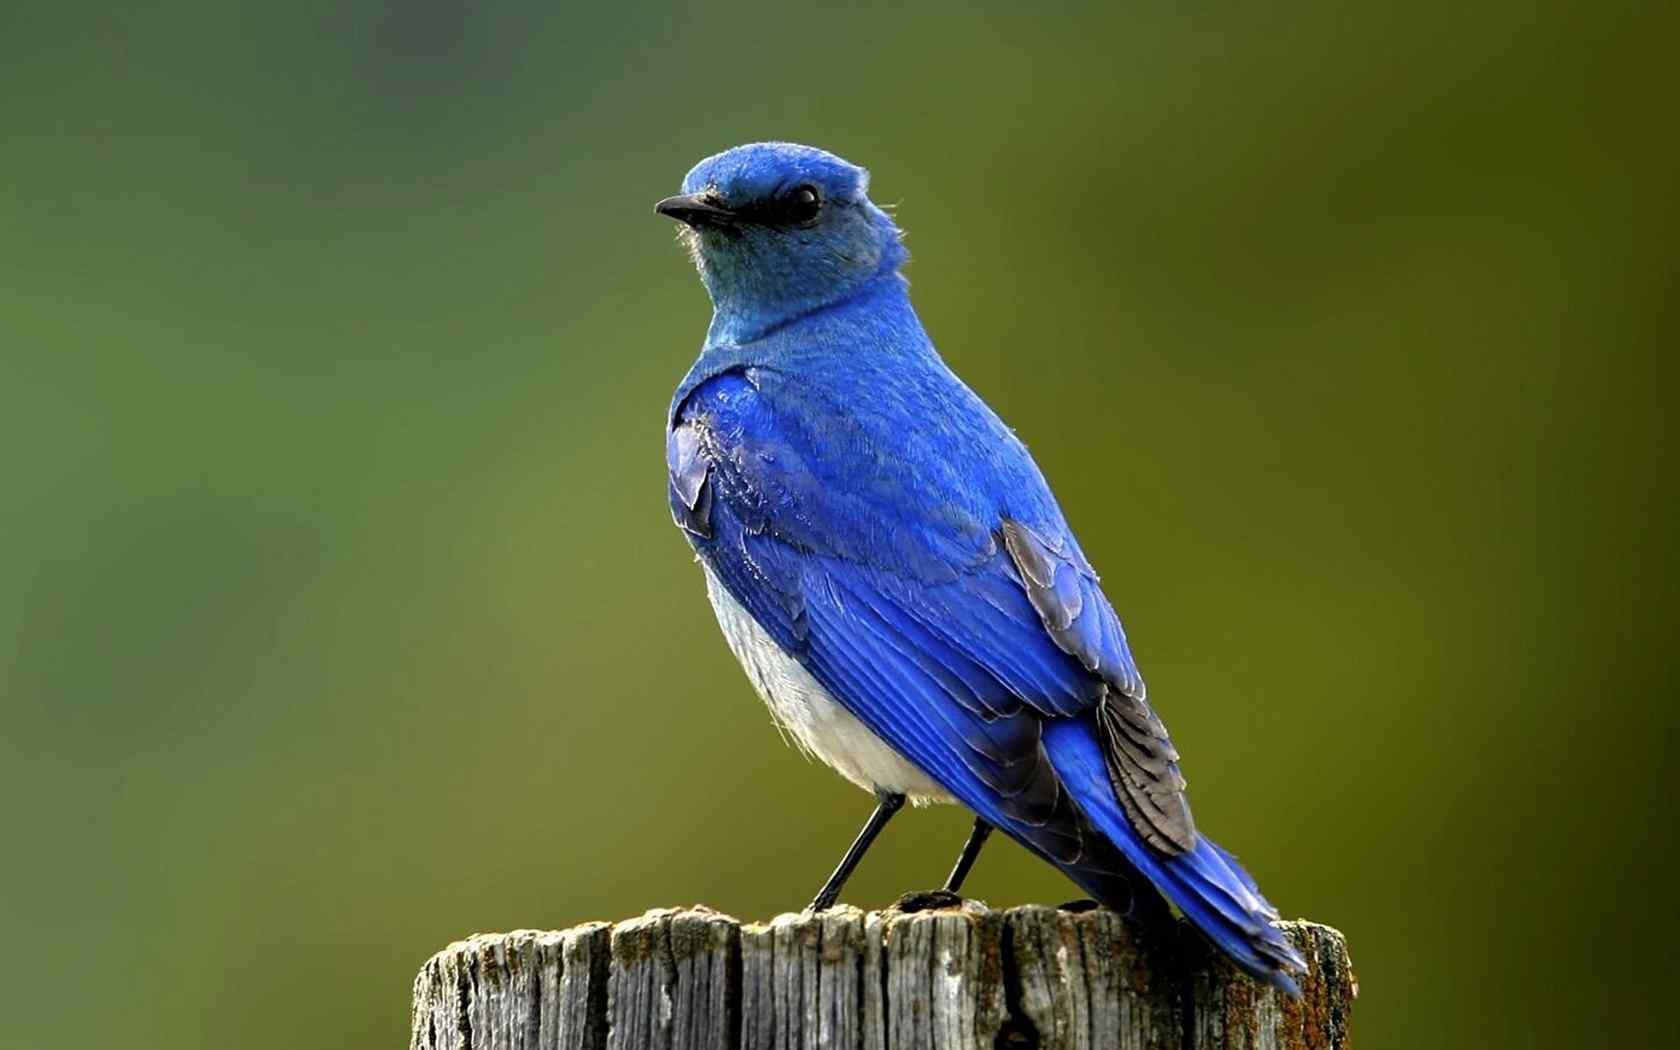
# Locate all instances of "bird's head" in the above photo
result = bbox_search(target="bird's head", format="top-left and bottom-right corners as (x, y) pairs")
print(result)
(656, 142), (907, 343)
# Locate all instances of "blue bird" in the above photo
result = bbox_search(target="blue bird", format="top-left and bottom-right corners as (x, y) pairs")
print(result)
(657, 142), (1305, 993)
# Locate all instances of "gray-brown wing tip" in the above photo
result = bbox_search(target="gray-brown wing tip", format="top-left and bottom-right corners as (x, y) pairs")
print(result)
(1097, 696), (1197, 855)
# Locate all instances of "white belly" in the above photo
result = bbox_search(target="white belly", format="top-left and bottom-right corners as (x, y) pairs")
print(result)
(702, 565), (954, 805)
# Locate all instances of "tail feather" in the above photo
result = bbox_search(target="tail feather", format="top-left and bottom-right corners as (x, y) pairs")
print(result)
(1208, 839), (1270, 908)
(1041, 718), (1306, 994)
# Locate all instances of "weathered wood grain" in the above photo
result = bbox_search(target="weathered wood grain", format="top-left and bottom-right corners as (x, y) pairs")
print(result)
(1002, 905), (1181, 1050)
(412, 924), (610, 1050)
(1183, 921), (1355, 1050)
(411, 904), (1354, 1050)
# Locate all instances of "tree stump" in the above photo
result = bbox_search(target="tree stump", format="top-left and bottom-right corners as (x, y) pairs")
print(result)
(410, 901), (1353, 1050)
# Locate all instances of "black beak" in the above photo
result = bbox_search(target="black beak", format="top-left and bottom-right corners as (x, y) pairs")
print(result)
(655, 192), (739, 229)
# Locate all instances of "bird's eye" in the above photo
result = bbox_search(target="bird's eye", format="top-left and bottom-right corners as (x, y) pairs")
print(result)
(784, 185), (821, 224)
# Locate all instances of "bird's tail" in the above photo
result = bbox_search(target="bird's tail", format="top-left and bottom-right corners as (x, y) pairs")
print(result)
(1040, 717), (1306, 994)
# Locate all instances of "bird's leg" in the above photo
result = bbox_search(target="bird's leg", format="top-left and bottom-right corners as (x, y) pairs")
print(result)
(808, 791), (905, 912)
(942, 817), (994, 895)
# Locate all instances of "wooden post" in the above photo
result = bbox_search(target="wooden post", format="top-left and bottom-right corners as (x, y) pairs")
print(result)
(410, 901), (1354, 1050)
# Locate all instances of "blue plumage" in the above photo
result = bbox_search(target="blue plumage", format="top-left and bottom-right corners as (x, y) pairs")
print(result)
(659, 142), (1304, 992)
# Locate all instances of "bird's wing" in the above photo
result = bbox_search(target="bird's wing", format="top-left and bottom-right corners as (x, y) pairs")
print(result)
(669, 364), (1195, 856)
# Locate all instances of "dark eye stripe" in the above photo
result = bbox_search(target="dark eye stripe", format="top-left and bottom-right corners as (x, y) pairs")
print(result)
(734, 184), (821, 227)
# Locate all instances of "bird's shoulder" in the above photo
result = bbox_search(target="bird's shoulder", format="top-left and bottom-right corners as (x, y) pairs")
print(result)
(669, 344), (1069, 581)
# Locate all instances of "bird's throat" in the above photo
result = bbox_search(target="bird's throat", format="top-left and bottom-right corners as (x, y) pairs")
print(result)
(704, 268), (912, 347)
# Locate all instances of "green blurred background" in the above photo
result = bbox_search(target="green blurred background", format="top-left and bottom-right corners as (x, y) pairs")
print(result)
(1, 2), (1672, 1047)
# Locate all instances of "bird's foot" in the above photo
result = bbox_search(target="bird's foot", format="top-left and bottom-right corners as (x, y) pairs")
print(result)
(806, 889), (840, 913)
(1056, 897), (1102, 914)
(892, 888), (965, 913)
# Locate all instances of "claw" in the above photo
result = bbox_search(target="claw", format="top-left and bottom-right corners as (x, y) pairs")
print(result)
(893, 888), (964, 913)
(1056, 897), (1101, 914)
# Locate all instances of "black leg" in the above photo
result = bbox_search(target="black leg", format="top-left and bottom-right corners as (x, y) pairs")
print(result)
(942, 817), (994, 894)
(809, 792), (905, 911)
